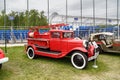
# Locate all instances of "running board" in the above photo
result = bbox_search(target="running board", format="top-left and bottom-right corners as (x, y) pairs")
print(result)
(36, 48), (61, 54)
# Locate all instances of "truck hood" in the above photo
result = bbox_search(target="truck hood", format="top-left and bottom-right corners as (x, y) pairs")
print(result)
(67, 39), (85, 48)
(68, 39), (83, 43)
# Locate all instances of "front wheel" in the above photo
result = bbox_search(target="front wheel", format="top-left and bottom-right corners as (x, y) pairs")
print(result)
(0, 64), (2, 69)
(71, 52), (88, 69)
(27, 47), (35, 59)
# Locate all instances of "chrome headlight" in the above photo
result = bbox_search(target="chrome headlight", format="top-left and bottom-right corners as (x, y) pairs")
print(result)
(83, 40), (88, 48)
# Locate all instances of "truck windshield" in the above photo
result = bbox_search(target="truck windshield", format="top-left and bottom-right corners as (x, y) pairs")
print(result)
(51, 32), (60, 38)
(63, 32), (73, 38)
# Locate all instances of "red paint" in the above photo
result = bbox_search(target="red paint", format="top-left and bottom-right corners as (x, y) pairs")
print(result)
(113, 43), (120, 46)
(0, 49), (5, 59)
(26, 30), (96, 58)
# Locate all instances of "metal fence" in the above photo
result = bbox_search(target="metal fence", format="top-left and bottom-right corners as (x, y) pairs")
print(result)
(0, 30), (28, 44)
(0, 27), (49, 44)
(74, 29), (120, 40)
(0, 26), (120, 44)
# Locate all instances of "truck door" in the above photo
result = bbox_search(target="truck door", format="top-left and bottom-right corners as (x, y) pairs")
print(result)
(50, 32), (61, 51)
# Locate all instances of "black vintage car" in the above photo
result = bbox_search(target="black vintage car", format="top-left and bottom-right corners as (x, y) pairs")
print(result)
(90, 32), (120, 53)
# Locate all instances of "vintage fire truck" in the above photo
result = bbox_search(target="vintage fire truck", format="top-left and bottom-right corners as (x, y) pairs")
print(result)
(25, 29), (99, 69)
(0, 48), (9, 69)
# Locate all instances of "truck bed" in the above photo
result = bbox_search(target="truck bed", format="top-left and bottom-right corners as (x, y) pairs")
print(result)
(28, 38), (50, 48)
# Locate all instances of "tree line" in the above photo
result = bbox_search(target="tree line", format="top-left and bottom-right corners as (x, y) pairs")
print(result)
(0, 9), (48, 29)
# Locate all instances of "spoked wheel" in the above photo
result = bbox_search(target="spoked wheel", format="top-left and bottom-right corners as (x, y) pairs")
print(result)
(27, 47), (35, 59)
(0, 64), (2, 69)
(71, 52), (88, 69)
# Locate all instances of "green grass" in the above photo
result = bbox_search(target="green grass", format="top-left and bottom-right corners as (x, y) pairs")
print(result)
(0, 46), (120, 80)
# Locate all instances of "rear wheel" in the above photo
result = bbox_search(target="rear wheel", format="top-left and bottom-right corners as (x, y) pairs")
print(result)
(71, 52), (88, 69)
(0, 64), (2, 69)
(27, 47), (35, 59)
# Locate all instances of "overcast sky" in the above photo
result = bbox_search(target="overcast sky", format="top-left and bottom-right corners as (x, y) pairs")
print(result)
(0, 0), (120, 18)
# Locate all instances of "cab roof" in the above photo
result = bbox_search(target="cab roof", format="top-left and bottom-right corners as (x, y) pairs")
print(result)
(90, 32), (114, 40)
(90, 32), (114, 36)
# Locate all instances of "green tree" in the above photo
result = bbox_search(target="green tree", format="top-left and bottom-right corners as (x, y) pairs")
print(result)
(39, 11), (48, 26)
(29, 9), (39, 26)
(0, 10), (4, 26)
(0, 9), (48, 29)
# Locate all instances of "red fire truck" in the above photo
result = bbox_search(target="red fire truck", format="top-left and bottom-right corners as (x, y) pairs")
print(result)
(25, 29), (99, 69)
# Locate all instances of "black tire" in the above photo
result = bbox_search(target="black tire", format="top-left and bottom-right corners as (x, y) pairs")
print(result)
(0, 64), (2, 69)
(71, 52), (88, 69)
(98, 46), (103, 54)
(27, 47), (35, 59)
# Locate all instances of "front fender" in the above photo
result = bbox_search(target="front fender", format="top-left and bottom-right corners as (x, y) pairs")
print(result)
(69, 47), (88, 53)
(26, 44), (37, 53)
(88, 41), (99, 57)
(88, 45), (95, 57)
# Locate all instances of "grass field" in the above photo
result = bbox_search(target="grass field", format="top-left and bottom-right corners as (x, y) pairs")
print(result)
(0, 46), (120, 80)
